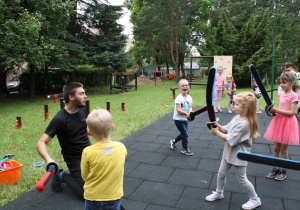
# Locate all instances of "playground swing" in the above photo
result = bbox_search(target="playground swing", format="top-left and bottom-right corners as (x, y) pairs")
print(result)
(109, 72), (138, 94)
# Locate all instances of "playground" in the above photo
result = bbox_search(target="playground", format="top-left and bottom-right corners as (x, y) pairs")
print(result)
(2, 109), (300, 210)
(0, 72), (299, 210)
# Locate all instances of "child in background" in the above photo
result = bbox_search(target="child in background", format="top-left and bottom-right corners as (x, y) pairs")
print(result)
(251, 79), (263, 114)
(81, 109), (127, 210)
(214, 66), (225, 112)
(265, 71), (299, 180)
(206, 92), (261, 210)
(297, 84), (300, 117)
(225, 75), (236, 113)
(170, 79), (193, 155)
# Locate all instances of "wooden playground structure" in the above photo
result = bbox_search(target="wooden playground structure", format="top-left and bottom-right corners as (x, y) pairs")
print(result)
(109, 72), (138, 94)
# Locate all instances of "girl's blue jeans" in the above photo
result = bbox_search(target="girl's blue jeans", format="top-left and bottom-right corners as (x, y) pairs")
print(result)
(85, 198), (122, 210)
(174, 120), (189, 149)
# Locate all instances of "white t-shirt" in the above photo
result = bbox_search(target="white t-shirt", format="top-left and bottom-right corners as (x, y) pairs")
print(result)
(173, 94), (192, 121)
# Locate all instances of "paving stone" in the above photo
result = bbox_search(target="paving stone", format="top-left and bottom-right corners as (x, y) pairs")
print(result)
(129, 181), (184, 207)
(127, 150), (167, 165)
(127, 163), (174, 182)
(161, 155), (201, 170)
(122, 198), (149, 210)
(123, 177), (143, 198)
(167, 168), (213, 188)
(127, 141), (162, 152)
(176, 187), (231, 210)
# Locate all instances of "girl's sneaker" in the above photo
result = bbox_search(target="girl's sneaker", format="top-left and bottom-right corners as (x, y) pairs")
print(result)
(275, 169), (287, 181)
(214, 108), (218, 113)
(228, 108), (232, 113)
(266, 167), (280, 179)
(218, 108), (223, 112)
(205, 191), (224, 201)
(242, 197), (261, 210)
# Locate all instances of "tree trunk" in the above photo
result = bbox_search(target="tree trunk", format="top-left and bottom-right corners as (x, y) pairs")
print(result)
(0, 68), (8, 95)
(179, 52), (185, 78)
(165, 60), (169, 74)
(29, 64), (35, 98)
(170, 8), (180, 83)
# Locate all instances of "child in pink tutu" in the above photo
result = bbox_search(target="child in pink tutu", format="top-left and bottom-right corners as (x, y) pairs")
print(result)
(214, 66), (225, 112)
(264, 71), (299, 181)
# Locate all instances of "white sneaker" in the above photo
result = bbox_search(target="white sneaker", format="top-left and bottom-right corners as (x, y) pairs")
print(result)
(242, 197), (261, 210)
(205, 191), (224, 201)
(170, 139), (176, 150)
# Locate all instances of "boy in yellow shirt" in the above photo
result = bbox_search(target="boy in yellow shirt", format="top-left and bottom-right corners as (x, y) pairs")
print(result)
(81, 109), (127, 210)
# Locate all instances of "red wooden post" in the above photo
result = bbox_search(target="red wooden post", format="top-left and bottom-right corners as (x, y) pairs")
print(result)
(60, 98), (65, 109)
(44, 104), (49, 120)
(106, 102), (110, 112)
(85, 100), (90, 116)
(173, 89), (175, 100)
(16, 116), (22, 128)
(53, 94), (58, 103)
(122, 102), (125, 111)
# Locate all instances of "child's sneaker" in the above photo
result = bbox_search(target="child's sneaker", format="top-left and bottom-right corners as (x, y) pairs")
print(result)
(52, 169), (64, 192)
(205, 191), (224, 201)
(181, 148), (193, 156)
(275, 169), (287, 181)
(170, 139), (176, 150)
(218, 108), (223, 112)
(242, 197), (261, 210)
(214, 108), (218, 113)
(256, 110), (262, 114)
(228, 108), (232, 113)
(266, 167), (280, 179)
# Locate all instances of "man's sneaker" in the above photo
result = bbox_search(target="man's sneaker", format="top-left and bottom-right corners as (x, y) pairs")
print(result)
(275, 170), (287, 181)
(170, 139), (176, 150)
(242, 197), (261, 210)
(266, 167), (280, 179)
(205, 191), (224, 201)
(181, 148), (193, 156)
(52, 169), (64, 192)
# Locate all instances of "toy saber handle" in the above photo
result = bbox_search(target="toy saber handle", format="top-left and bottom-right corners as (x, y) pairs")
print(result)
(36, 162), (59, 192)
(188, 106), (208, 121)
(249, 64), (275, 117)
(236, 151), (300, 171)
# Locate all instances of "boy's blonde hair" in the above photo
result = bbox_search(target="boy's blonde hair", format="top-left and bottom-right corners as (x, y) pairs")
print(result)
(235, 92), (260, 138)
(178, 79), (189, 87)
(86, 109), (113, 138)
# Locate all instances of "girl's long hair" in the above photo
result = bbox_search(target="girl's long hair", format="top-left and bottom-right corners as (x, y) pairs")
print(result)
(235, 92), (260, 138)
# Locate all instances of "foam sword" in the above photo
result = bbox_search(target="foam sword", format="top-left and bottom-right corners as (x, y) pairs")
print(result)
(249, 64), (275, 117)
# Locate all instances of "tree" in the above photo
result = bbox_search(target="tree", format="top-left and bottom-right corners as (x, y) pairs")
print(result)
(126, 0), (209, 81)
(80, 2), (129, 70)
(0, 0), (74, 97)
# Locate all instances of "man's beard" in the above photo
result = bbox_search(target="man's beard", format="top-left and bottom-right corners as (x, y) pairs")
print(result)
(74, 98), (86, 108)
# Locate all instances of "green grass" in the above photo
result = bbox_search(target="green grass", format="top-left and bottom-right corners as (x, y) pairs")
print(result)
(0, 78), (276, 207)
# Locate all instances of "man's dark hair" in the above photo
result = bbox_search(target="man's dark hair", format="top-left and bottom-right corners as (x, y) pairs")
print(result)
(63, 82), (83, 103)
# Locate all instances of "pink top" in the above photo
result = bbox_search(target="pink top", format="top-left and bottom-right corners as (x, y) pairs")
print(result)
(278, 92), (298, 110)
(215, 74), (225, 91)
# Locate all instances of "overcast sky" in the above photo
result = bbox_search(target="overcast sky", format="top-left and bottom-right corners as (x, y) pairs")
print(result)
(108, 0), (133, 38)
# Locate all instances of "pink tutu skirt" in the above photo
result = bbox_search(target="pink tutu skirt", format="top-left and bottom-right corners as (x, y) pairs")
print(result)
(264, 113), (299, 145)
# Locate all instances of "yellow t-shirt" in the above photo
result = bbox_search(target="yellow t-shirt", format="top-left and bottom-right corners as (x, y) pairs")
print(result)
(81, 140), (127, 201)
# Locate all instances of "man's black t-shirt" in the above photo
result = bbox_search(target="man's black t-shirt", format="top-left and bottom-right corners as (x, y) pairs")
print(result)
(45, 107), (91, 163)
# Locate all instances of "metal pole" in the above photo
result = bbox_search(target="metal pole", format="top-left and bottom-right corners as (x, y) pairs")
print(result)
(271, 43), (275, 101)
